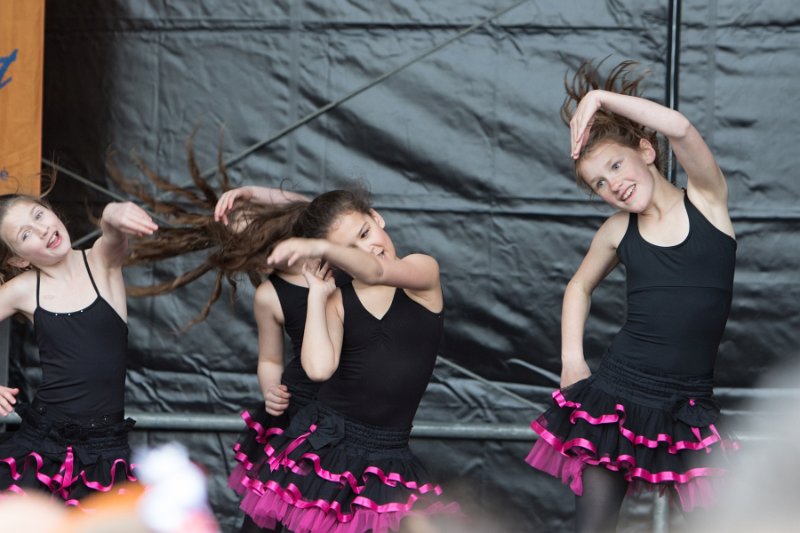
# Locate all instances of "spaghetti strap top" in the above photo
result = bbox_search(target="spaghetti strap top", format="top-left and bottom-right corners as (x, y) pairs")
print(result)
(33, 250), (128, 415)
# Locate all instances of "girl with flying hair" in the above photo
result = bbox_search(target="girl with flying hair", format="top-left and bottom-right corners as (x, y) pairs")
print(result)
(110, 151), (321, 533)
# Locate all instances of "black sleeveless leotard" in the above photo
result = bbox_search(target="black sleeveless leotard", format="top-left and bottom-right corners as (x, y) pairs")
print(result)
(270, 274), (320, 406)
(527, 193), (738, 511)
(34, 250), (128, 414)
(0, 250), (135, 502)
(236, 282), (455, 531)
(608, 193), (736, 375)
(317, 283), (444, 428)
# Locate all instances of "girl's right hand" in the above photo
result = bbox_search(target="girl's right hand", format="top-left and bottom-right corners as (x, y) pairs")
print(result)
(214, 187), (254, 225)
(301, 261), (336, 298)
(570, 90), (604, 160)
(560, 360), (591, 388)
(264, 384), (291, 416)
(269, 238), (328, 267)
(0, 386), (19, 416)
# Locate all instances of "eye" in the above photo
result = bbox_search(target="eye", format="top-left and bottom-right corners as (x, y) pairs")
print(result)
(595, 179), (606, 190)
(21, 230), (31, 241)
(34, 210), (43, 220)
(611, 161), (621, 171)
(360, 228), (369, 239)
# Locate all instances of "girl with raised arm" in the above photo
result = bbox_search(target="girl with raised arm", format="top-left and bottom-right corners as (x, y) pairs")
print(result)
(233, 189), (457, 533)
(0, 194), (157, 503)
(525, 60), (738, 532)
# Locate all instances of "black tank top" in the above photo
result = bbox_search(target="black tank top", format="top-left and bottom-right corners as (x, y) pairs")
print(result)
(607, 194), (736, 375)
(34, 250), (128, 414)
(269, 274), (319, 401)
(317, 284), (443, 428)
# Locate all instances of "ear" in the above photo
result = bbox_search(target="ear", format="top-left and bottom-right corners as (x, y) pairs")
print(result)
(369, 209), (385, 229)
(638, 138), (657, 165)
(7, 255), (30, 269)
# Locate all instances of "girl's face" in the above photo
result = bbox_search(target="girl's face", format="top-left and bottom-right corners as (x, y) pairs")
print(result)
(325, 209), (396, 260)
(0, 200), (71, 268)
(577, 139), (657, 213)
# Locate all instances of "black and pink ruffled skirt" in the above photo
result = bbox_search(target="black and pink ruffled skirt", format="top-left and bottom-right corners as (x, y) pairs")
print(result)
(229, 401), (459, 533)
(526, 356), (738, 510)
(228, 384), (316, 497)
(0, 401), (137, 505)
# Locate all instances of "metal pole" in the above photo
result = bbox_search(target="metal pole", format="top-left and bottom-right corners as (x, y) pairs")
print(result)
(665, 0), (682, 185)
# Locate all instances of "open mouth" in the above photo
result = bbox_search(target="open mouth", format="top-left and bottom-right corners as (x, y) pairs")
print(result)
(621, 184), (636, 202)
(47, 231), (61, 249)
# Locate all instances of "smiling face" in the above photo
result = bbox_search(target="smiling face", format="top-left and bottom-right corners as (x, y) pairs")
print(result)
(324, 209), (396, 260)
(0, 199), (71, 269)
(576, 138), (658, 213)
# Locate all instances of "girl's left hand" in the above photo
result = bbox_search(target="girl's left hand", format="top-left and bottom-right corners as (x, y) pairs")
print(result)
(267, 238), (327, 267)
(570, 90), (604, 160)
(103, 202), (159, 236)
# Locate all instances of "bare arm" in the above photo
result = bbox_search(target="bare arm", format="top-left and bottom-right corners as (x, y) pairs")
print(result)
(93, 202), (158, 268)
(561, 214), (625, 387)
(269, 238), (440, 292)
(300, 266), (341, 381)
(572, 90), (727, 206)
(253, 282), (291, 416)
(215, 185), (310, 225)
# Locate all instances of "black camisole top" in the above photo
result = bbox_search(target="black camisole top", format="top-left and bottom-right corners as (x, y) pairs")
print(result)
(606, 193), (736, 376)
(34, 250), (128, 414)
(269, 274), (319, 402)
(317, 283), (444, 428)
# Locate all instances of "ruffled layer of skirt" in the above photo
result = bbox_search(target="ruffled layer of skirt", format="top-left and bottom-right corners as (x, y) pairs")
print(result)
(230, 401), (459, 533)
(0, 402), (137, 505)
(526, 357), (738, 511)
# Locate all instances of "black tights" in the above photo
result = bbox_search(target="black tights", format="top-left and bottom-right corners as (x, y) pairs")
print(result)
(239, 515), (282, 533)
(574, 467), (629, 533)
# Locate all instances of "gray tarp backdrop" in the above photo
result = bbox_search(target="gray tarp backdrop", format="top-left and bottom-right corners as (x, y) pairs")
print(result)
(7, 1), (799, 531)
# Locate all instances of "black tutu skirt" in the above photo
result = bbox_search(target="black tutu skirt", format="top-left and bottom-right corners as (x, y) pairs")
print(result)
(228, 382), (316, 496)
(0, 400), (136, 505)
(526, 356), (738, 511)
(229, 401), (459, 533)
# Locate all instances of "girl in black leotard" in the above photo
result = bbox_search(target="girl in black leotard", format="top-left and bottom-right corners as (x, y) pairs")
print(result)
(232, 189), (458, 533)
(0, 194), (157, 504)
(214, 186), (323, 533)
(525, 60), (738, 532)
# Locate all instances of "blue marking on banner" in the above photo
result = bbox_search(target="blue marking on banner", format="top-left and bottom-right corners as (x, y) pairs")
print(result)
(0, 49), (19, 90)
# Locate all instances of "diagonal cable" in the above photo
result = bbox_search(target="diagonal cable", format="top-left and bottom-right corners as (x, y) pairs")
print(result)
(200, 0), (530, 179)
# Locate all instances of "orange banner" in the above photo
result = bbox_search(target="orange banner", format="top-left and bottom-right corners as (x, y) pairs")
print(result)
(0, 0), (44, 196)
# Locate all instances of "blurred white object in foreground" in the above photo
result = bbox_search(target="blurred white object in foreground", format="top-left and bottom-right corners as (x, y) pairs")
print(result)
(135, 443), (220, 533)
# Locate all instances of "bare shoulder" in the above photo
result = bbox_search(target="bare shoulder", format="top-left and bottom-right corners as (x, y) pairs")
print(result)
(401, 252), (439, 268)
(254, 279), (283, 324)
(686, 186), (735, 239)
(398, 253), (442, 312)
(0, 270), (37, 318)
(595, 211), (630, 250)
(85, 244), (122, 275)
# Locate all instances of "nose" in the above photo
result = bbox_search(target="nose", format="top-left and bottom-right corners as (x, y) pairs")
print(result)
(608, 176), (624, 193)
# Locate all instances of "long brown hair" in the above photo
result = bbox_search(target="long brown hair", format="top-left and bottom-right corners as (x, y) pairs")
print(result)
(111, 138), (308, 325)
(561, 59), (666, 186)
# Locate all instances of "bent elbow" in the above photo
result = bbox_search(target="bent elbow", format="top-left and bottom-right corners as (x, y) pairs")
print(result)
(306, 366), (334, 382)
